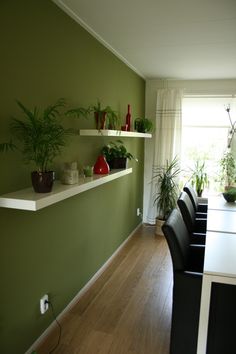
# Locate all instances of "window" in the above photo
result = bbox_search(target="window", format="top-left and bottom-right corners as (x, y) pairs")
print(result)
(181, 96), (236, 195)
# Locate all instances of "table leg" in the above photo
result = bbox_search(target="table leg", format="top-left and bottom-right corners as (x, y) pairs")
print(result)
(197, 274), (212, 354)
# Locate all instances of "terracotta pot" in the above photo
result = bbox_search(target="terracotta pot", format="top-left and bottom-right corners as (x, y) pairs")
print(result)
(155, 218), (165, 236)
(94, 112), (106, 130)
(31, 171), (54, 193)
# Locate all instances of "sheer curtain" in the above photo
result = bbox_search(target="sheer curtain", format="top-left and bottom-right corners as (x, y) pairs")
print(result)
(145, 88), (183, 224)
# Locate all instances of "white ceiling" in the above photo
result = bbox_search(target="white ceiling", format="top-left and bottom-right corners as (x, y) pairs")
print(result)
(54, 0), (236, 80)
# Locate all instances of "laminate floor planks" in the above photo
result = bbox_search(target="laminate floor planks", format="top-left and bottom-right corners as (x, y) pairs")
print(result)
(37, 225), (172, 354)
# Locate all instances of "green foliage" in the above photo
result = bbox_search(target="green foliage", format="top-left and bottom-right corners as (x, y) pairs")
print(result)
(219, 151), (236, 188)
(189, 160), (208, 197)
(134, 117), (153, 133)
(0, 141), (16, 152)
(153, 156), (181, 220)
(223, 187), (236, 202)
(0, 99), (76, 172)
(101, 140), (137, 162)
(68, 100), (120, 130)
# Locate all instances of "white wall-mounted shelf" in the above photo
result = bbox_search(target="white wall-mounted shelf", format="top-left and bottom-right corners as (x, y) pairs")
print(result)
(0, 168), (132, 211)
(80, 129), (152, 138)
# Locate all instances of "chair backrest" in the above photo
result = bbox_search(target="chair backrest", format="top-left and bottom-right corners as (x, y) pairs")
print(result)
(183, 182), (198, 212)
(177, 191), (196, 234)
(162, 208), (190, 271)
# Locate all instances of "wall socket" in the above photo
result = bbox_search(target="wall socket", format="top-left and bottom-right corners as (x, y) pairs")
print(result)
(137, 208), (142, 217)
(40, 294), (49, 314)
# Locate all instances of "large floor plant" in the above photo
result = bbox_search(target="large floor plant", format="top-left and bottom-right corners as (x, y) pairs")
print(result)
(152, 156), (181, 235)
(0, 98), (76, 192)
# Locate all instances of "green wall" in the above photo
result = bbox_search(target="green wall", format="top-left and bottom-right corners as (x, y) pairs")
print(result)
(0, 1), (145, 353)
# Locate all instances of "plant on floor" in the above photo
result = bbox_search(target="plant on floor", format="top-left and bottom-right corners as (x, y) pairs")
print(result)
(153, 156), (181, 221)
(0, 98), (77, 192)
(152, 156), (181, 235)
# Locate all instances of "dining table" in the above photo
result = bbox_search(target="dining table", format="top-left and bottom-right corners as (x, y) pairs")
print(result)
(197, 195), (236, 354)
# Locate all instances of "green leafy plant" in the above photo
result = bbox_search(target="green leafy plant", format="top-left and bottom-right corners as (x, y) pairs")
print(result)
(189, 160), (208, 197)
(101, 140), (137, 163)
(153, 156), (181, 220)
(0, 98), (76, 172)
(134, 117), (153, 133)
(219, 151), (236, 189)
(67, 100), (120, 130)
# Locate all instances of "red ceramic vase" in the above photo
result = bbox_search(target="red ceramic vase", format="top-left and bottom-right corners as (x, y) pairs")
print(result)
(93, 155), (110, 174)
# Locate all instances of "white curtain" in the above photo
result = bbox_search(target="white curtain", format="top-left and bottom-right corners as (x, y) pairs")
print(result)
(145, 88), (183, 224)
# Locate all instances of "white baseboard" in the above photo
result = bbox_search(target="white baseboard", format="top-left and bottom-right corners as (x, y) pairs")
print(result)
(25, 223), (142, 354)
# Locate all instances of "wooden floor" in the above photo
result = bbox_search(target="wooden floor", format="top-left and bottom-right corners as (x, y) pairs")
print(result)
(37, 225), (173, 354)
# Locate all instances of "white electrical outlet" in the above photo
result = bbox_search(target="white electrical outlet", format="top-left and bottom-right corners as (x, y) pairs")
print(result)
(40, 294), (49, 314)
(137, 208), (141, 216)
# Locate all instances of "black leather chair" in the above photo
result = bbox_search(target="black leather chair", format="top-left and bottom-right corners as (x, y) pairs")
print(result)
(177, 191), (207, 244)
(162, 208), (204, 354)
(183, 182), (208, 216)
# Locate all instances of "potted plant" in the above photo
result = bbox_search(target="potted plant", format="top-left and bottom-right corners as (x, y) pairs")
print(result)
(189, 159), (208, 197)
(219, 151), (236, 190)
(0, 98), (76, 193)
(219, 150), (236, 202)
(152, 157), (181, 236)
(68, 100), (120, 130)
(134, 117), (153, 133)
(101, 140), (137, 169)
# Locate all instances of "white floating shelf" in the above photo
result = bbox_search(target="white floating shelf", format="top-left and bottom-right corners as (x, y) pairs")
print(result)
(80, 129), (152, 138)
(0, 168), (132, 211)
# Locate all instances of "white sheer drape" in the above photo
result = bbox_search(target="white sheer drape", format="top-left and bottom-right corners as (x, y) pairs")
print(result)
(145, 88), (183, 224)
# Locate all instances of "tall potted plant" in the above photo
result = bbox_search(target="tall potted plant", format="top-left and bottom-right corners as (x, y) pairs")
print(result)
(153, 157), (181, 236)
(0, 98), (76, 193)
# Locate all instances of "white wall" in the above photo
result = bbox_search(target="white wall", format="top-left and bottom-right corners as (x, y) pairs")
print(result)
(144, 79), (236, 223)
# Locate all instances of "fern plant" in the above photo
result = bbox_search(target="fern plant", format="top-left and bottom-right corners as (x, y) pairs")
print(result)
(0, 99), (75, 172)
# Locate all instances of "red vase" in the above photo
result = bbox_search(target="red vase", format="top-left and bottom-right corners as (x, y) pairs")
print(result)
(125, 104), (131, 131)
(93, 155), (110, 174)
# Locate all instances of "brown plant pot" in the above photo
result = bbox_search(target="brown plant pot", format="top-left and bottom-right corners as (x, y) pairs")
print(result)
(31, 171), (55, 193)
(155, 218), (165, 236)
(94, 112), (106, 130)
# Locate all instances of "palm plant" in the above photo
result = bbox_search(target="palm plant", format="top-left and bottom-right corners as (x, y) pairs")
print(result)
(0, 99), (77, 192)
(0, 98), (74, 172)
(153, 156), (181, 221)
